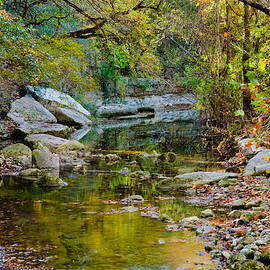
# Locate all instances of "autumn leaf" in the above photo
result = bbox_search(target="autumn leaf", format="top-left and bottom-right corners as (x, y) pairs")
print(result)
(245, 140), (254, 148)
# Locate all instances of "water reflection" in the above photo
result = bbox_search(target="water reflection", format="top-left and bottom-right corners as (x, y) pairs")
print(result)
(0, 163), (217, 269)
(0, 119), (220, 269)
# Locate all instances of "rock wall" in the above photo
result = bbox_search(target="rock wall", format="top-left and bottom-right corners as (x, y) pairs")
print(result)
(103, 77), (174, 102)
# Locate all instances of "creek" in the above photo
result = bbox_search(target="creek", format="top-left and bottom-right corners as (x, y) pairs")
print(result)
(0, 119), (220, 270)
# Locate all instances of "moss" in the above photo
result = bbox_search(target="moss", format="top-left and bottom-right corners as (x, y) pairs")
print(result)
(20, 168), (42, 177)
(259, 250), (270, 266)
(158, 152), (177, 163)
(240, 260), (266, 270)
(0, 143), (32, 158)
(37, 173), (66, 187)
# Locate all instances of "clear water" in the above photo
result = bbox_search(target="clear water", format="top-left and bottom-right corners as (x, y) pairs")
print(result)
(0, 120), (219, 270)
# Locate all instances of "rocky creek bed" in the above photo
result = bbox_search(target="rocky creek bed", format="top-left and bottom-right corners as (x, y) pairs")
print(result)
(1, 85), (270, 269)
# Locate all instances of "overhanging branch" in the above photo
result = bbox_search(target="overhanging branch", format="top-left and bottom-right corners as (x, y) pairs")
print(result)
(239, 0), (270, 15)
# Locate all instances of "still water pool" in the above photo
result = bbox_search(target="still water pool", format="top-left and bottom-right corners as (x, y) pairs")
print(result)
(0, 120), (218, 270)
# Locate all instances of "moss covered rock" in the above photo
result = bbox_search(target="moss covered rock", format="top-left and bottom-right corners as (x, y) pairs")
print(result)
(259, 248), (270, 265)
(240, 260), (266, 270)
(20, 168), (42, 177)
(0, 143), (32, 166)
(37, 173), (67, 187)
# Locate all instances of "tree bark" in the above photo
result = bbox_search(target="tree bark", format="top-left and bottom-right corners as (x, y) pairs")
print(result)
(239, 0), (270, 15)
(242, 5), (252, 115)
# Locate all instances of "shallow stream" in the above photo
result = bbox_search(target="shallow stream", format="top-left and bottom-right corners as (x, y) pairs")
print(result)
(0, 120), (220, 270)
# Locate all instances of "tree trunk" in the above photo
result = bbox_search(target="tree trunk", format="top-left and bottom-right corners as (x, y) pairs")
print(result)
(242, 5), (252, 115)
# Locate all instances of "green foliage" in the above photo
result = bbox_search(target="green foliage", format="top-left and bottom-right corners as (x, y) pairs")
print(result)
(0, 10), (39, 82)
(0, 10), (96, 93)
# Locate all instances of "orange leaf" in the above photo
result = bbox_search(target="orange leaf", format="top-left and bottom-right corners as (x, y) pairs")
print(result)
(254, 124), (262, 130)
(245, 140), (254, 148)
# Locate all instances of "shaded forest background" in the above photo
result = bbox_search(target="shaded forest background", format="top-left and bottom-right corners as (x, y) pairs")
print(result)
(0, 0), (269, 145)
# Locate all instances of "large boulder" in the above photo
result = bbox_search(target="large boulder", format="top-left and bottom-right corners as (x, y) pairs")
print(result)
(53, 107), (91, 126)
(26, 86), (90, 117)
(32, 148), (59, 171)
(244, 150), (270, 175)
(7, 95), (57, 124)
(25, 134), (86, 152)
(16, 122), (72, 137)
(0, 143), (32, 166)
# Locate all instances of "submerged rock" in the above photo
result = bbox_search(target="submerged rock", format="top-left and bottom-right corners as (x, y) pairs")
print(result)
(0, 143), (32, 166)
(105, 154), (120, 163)
(122, 195), (144, 204)
(129, 171), (151, 180)
(159, 171), (239, 190)
(37, 173), (67, 187)
(176, 171), (238, 185)
(158, 152), (177, 163)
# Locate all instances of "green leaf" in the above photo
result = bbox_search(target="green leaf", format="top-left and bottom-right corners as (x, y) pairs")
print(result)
(235, 109), (245, 117)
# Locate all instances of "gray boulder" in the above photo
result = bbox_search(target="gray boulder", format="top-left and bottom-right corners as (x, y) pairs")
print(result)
(25, 134), (70, 150)
(244, 150), (270, 175)
(26, 86), (90, 117)
(238, 138), (265, 158)
(16, 122), (72, 137)
(32, 148), (59, 171)
(7, 95), (57, 124)
(174, 171), (239, 186)
(254, 164), (270, 176)
(25, 134), (86, 152)
(97, 104), (138, 118)
(54, 107), (91, 126)
(201, 209), (215, 218)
